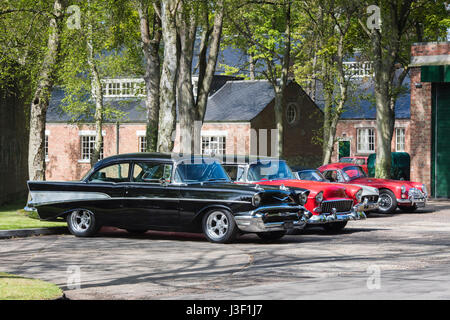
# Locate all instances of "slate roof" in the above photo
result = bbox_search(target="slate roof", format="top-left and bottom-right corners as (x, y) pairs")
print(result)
(204, 80), (276, 122)
(46, 88), (148, 123)
(314, 69), (411, 120)
(46, 77), (275, 123)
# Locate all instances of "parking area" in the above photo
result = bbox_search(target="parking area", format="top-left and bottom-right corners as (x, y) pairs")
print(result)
(1, 201), (450, 300)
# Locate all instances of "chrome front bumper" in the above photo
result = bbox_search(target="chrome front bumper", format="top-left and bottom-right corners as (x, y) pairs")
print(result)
(305, 209), (366, 225)
(397, 188), (427, 208)
(354, 199), (379, 212)
(234, 205), (306, 233)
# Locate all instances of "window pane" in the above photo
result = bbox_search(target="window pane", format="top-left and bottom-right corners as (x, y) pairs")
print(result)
(132, 162), (173, 183)
(89, 163), (129, 183)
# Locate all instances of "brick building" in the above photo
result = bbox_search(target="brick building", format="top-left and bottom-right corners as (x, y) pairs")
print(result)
(45, 79), (323, 181)
(409, 42), (450, 197)
(329, 42), (450, 197)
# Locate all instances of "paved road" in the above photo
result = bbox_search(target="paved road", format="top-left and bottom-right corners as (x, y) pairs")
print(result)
(1, 201), (450, 299)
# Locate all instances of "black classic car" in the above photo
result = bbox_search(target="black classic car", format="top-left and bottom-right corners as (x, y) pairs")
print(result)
(26, 153), (310, 243)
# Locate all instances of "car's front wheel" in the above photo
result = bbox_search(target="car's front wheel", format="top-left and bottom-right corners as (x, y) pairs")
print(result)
(202, 209), (238, 243)
(378, 189), (397, 214)
(67, 209), (100, 237)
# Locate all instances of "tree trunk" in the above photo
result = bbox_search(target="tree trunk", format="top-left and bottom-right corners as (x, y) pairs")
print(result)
(193, 0), (224, 154)
(28, 0), (64, 181)
(157, 0), (178, 153)
(177, 0), (224, 155)
(177, 1), (196, 154)
(87, 23), (103, 167)
(138, 0), (162, 152)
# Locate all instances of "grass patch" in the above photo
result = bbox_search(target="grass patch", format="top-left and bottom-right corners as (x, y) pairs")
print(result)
(0, 272), (63, 300)
(0, 199), (66, 230)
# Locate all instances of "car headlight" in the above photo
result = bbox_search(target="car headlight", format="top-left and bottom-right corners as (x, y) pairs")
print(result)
(401, 185), (406, 194)
(422, 184), (427, 195)
(252, 194), (262, 207)
(298, 192), (308, 205)
(355, 189), (363, 202)
(315, 191), (323, 204)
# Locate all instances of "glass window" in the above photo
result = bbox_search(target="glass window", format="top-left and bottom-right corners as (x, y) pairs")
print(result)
(45, 135), (49, 160)
(88, 163), (129, 183)
(286, 104), (297, 124)
(396, 128), (405, 152)
(298, 170), (327, 182)
(175, 160), (229, 183)
(132, 162), (173, 183)
(201, 136), (226, 155)
(139, 136), (147, 152)
(247, 160), (295, 181)
(323, 170), (340, 182)
(81, 135), (103, 161)
(342, 166), (367, 180)
(357, 128), (375, 153)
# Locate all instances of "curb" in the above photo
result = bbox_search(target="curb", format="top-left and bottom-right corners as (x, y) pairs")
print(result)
(0, 226), (69, 239)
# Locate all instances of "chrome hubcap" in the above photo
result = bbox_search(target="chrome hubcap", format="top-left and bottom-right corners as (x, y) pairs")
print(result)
(379, 194), (392, 210)
(71, 210), (92, 232)
(206, 211), (229, 240)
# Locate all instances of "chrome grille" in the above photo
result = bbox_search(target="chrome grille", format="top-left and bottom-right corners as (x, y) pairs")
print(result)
(321, 200), (353, 214)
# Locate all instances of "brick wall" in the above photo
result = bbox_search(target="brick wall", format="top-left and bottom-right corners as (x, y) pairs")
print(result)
(45, 123), (146, 181)
(408, 42), (450, 192)
(333, 119), (411, 163)
(172, 122), (251, 155)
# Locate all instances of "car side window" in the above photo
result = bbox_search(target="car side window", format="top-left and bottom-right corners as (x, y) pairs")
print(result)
(132, 162), (173, 183)
(88, 163), (130, 183)
(223, 165), (238, 181)
(236, 166), (246, 182)
(323, 170), (338, 182)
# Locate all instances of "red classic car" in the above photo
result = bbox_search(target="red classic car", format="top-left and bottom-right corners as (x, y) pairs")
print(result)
(339, 156), (369, 174)
(221, 157), (366, 232)
(318, 163), (427, 214)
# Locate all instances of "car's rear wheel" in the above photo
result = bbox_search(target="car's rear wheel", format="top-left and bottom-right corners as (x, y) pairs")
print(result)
(202, 210), (238, 243)
(322, 221), (348, 233)
(67, 209), (100, 237)
(378, 189), (397, 214)
(257, 231), (286, 241)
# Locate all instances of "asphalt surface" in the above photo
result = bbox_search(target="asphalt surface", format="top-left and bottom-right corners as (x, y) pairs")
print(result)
(1, 200), (450, 300)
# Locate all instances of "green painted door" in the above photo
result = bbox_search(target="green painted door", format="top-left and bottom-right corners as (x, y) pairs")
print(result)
(433, 83), (450, 198)
(338, 140), (350, 160)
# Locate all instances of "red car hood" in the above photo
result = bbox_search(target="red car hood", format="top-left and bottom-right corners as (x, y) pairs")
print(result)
(350, 177), (422, 189)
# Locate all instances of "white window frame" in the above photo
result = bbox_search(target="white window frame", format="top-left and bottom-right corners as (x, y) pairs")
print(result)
(79, 135), (104, 163)
(101, 78), (145, 98)
(138, 135), (147, 153)
(357, 128), (375, 153)
(201, 135), (226, 156)
(395, 127), (406, 152)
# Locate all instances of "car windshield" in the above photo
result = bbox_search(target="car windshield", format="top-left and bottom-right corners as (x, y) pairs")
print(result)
(342, 166), (367, 181)
(247, 160), (295, 181)
(340, 157), (353, 163)
(298, 170), (327, 182)
(175, 160), (230, 183)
